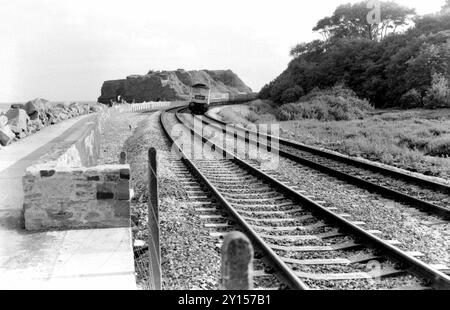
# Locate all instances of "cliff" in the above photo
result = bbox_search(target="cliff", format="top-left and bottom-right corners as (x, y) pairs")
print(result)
(98, 69), (252, 104)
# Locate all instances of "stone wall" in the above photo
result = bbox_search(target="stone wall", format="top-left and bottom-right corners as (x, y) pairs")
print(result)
(22, 110), (131, 231)
(23, 165), (130, 231)
(31, 116), (101, 170)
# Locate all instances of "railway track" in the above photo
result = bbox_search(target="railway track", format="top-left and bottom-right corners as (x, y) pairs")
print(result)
(201, 111), (450, 220)
(161, 106), (450, 290)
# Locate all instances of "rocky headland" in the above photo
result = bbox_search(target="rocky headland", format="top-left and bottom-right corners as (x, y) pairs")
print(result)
(98, 69), (252, 104)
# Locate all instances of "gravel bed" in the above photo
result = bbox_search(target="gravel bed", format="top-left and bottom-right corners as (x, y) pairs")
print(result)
(282, 145), (450, 211)
(272, 160), (450, 266)
(99, 108), (434, 290)
(234, 205), (305, 212)
(97, 110), (149, 164)
(239, 211), (309, 220)
(177, 113), (442, 288)
(302, 274), (422, 290)
(122, 110), (224, 290)
(255, 226), (336, 237)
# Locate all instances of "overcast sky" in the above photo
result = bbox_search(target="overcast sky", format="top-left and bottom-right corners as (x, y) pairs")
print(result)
(0, 0), (445, 102)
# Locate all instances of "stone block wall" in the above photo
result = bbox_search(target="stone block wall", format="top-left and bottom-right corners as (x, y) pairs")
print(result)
(22, 111), (131, 231)
(32, 117), (101, 170)
(55, 118), (101, 167)
(23, 165), (130, 231)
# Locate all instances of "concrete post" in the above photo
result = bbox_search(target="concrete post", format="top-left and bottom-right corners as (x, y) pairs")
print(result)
(221, 231), (254, 290)
(119, 151), (127, 164)
(148, 147), (161, 289)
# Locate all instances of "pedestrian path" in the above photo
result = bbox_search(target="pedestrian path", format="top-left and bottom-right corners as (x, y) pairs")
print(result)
(0, 114), (136, 289)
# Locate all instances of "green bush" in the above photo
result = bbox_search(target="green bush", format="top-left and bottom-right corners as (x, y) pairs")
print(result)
(399, 89), (423, 108)
(423, 73), (450, 108)
(300, 85), (359, 102)
(246, 111), (259, 123)
(425, 137), (450, 157)
(248, 99), (277, 115)
(245, 100), (278, 123)
(280, 86), (304, 103)
(275, 86), (373, 121)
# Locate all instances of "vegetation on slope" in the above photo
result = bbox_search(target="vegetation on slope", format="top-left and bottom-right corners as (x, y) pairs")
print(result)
(260, 1), (450, 109)
(277, 109), (450, 179)
(218, 102), (450, 179)
(245, 86), (374, 123)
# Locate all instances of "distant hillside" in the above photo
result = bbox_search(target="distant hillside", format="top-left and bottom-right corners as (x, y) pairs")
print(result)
(259, 2), (450, 109)
(98, 69), (252, 104)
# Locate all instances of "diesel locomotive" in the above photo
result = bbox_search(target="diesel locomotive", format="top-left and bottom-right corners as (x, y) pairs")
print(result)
(189, 83), (257, 115)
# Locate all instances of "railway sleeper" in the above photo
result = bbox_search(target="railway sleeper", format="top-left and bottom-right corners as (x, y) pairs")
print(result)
(268, 240), (360, 252)
(281, 253), (381, 266)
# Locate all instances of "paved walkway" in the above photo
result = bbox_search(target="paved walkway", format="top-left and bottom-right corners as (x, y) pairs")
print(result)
(0, 114), (136, 289)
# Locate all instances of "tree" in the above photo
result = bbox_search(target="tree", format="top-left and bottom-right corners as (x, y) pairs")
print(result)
(442, 0), (450, 14)
(280, 86), (304, 103)
(313, 1), (416, 41)
(290, 40), (326, 58)
(262, 1), (448, 109)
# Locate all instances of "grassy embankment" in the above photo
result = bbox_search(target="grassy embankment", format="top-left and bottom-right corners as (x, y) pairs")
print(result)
(218, 99), (450, 180)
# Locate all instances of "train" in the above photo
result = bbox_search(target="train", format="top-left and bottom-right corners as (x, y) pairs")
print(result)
(189, 83), (257, 114)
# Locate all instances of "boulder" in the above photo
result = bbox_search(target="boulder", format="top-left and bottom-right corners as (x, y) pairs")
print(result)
(6, 108), (30, 135)
(0, 115), (7, 128)
(46, 111), (58, 124)
(69, 103), (84, 115)
(55, 102), (69, 110)
(0, 125), (15, 146)
(24, 98), (50, 120)
(16, 131), (28, 139)
(29, 118), (44, 132)
(68, 107), (77, 117)
(51, 107), (67, 121)
(89, 104), (100, 112)
(11, 103), (25, 109)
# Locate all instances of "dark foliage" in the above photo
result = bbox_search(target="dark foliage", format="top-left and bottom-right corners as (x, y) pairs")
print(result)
(262, 2), (450, 109)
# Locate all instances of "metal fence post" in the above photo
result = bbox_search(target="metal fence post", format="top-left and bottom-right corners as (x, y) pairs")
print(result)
(221, 231), (254, 290)
(148, 147), (161, 289)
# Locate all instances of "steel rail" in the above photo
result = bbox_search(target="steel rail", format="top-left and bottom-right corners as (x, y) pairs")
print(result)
(175, 107), (450, 290)
(200, 113), (450, 219)
(160, 107), (309, 290)
(204, 111), (450, 195)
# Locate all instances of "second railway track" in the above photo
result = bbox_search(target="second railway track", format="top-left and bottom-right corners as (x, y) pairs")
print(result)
(200, 110), (450, 220)
(161, 106), (450, 290)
